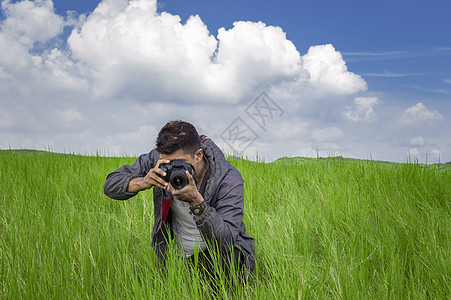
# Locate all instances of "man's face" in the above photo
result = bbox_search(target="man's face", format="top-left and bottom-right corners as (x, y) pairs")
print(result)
(159, 148), (203, 173)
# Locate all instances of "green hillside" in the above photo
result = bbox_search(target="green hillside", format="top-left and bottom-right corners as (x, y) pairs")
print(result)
(1, 150), (449, 299)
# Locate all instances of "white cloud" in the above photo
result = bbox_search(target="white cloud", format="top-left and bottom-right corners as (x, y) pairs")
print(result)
(67, 0), (304, 102)
(302, 44), (367, 95)
(0, 0), (367, 109)
(68, 0), (218, 100)
(404, 102), (443, 122)
(0, 0), (63, 74)
(1, 0), (63, 45)
(312, 127), (343, 142)
(0, 0), (88, 95)
(343, 96), (379, 122)
(409, 136), (426, 147)
(66, 0), (364, 103)
(214, 21), (306, 101)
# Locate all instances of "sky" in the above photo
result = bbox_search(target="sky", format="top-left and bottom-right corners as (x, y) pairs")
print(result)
(0, 0), (450, 163)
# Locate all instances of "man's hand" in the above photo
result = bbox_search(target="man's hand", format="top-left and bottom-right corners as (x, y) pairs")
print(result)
(167, 170), (204, 206)
(127, 159), (170, 193)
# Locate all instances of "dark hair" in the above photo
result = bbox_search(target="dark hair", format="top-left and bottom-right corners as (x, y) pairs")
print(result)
(156, 120), (201, 155)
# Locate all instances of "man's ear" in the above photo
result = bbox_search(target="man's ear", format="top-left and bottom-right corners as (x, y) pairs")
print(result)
(194, 149), (203, 162)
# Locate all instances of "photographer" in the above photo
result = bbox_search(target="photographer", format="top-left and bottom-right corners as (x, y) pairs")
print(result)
(103, 120), (255, 278)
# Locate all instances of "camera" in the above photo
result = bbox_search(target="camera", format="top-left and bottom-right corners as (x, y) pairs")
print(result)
(158, 159), (197, 190)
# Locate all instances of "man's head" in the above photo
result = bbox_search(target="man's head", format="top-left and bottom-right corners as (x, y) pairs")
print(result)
(156, 120), (205, 177)
(156, 120), (201, 156)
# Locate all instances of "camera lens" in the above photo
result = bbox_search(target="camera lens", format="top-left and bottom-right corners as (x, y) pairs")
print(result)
(170, 174), (187, 190)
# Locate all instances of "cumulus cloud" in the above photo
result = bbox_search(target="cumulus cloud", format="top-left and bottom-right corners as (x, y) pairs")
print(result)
(0, 0), (88, 95)
(0, 0), (366, 107)
(302, 44), (367, 95)
(343, 96), (379, 122)
(0, 0), (61, 77)
(1, 0), (63, 44)
(66, 0), (307, 102)
(214, 21), (305, 100)
(404, 102), (443, 123)
(68, 0), (217, 101)
(65, 0), (364, 103)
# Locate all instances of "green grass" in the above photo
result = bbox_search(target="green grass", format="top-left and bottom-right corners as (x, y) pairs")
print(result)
(0, 150), (450, 299)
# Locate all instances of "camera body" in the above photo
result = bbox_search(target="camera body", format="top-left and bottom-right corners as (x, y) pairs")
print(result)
(159, 159), (197, 190)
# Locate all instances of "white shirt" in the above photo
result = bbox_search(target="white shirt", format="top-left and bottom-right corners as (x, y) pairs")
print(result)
(171, 198), (207, 257)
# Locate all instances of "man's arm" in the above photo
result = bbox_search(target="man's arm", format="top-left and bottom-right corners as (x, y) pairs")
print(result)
(127, 160), (170, 193)
(127, 177), (153, 193)
(104, 150), (162, 200)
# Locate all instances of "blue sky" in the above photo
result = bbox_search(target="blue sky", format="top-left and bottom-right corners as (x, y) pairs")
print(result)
(1, 0), (450, 162)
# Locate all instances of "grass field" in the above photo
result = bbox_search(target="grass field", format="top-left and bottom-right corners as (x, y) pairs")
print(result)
(0, 150), (450, 299)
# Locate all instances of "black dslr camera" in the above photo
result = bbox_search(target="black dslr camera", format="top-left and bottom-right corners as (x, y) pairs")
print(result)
(158, 159), (197, 190)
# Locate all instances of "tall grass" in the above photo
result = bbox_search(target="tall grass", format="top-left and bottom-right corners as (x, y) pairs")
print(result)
(0, 151), (449, 299)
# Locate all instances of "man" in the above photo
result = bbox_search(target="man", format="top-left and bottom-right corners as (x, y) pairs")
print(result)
(103, 120), (255, 277)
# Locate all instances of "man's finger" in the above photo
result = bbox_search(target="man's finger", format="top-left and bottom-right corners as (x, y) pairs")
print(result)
(185, 170), (196, 185)
(156, 179), (169, 189)
(166, 184), (174, 194)
(151, 179), (168, 190)
(152, 167), (167, 178)
(155, 159), (171, 168)
(146, 171), (168, 189)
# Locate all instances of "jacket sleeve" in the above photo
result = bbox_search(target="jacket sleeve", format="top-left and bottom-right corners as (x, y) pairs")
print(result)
(195, 168), (245, 252)
(103, 151), (155, 200)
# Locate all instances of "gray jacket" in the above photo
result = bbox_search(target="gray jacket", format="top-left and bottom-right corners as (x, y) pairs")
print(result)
(103, 137), (255, 272)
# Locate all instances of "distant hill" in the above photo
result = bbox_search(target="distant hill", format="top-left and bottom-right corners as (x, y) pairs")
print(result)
(273, 156), (450, 171)
(2, 149), (449, 171)
(0, 149), (70, 156)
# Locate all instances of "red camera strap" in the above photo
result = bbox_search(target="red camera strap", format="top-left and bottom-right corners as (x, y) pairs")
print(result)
(161, 193), (172, 229)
